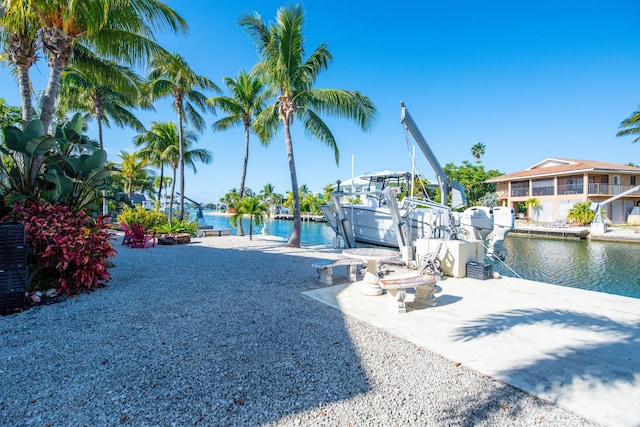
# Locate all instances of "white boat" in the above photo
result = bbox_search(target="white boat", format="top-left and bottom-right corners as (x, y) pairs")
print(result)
(320, 102), (515, 261)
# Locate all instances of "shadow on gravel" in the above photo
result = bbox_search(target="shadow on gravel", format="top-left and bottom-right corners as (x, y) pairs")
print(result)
(448, 308), (640, 425)
(0, 243), (371, 426)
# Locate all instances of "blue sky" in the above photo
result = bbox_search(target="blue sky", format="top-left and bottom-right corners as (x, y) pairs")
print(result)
(1, 1), (639, 204)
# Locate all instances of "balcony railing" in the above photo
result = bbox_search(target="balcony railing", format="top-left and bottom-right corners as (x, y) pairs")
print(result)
(588, 183), (610, 195)
(557, 184), (583, 195)
(588, 183), (640, 196)
(532, 187), (554, 196)
(510, 188), (529, 197)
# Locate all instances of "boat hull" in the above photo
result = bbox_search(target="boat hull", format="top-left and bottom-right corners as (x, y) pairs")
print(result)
(320, 204), (447, 248)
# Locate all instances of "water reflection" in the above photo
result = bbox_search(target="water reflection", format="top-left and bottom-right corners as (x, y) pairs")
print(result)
(493, 235), (640, 299)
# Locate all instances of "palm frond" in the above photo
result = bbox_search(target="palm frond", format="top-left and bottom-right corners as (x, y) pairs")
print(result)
(254, 104), (280, 144)
(300, 108), (339, 165)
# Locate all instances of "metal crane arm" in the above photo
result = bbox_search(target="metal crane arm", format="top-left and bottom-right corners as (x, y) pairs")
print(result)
(590, 185), (640, 223)
(400, 101), (467, 209)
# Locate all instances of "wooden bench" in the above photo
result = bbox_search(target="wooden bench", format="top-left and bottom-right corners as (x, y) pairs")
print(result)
(379, 274), (439, 313)
(198, 228), (232, 237)
(312, 258), (365, 285)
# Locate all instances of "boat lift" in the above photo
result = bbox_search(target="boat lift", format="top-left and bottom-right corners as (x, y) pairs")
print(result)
(326, 102), (469, 252)
(400, 101), (467, 209)
(590, 185), (640, 233)
(176, 192), (206, 225)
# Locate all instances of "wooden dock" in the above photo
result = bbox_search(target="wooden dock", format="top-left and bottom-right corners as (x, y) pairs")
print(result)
(273, 214), (326, 222)
(511, 225), (589, 240)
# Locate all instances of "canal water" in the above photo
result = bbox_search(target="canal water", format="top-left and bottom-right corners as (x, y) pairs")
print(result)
(201, 212), (640, 299)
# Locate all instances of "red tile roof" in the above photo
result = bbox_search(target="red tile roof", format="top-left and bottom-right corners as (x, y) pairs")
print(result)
(486, 158), (640, 183)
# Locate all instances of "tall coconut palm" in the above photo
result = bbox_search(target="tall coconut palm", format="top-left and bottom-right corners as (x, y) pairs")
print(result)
(0, 3), (39, 127)
(471, 142), (485, 163)
(208, 70), (267, 236)
(1, 0), (187, 197)
(59, 59), (148, 150)
(1, 0), (187, 133)
(135, 121), (212, 221)
(58, 58), (150, 214)
(617, 108), (640, 143)
(240, 4), (377, 247)
(134, 121), (178, 204)
(146, 52), (220, 219)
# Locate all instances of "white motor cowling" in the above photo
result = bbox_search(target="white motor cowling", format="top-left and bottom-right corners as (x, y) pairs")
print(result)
(459, 206), (494, 241)
(488, 206), (515, 260)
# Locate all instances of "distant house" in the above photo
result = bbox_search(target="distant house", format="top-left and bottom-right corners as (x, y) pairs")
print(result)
(130, 193), (147, 205)
(486, 158), (640, 223)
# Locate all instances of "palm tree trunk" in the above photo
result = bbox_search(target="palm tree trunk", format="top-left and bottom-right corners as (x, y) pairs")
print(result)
(237, 126), (251, 237)
(157, 166), (165, 202)
(41, 58), (65, 133)
(128, 177), (133, 198)
(26, 57), (63, 188)
(17, 65), (34, 128)
(96, 115), (108, 215)
(169, 166), (177, 222)
(97, 113), (104, 150)
(177, 107), (185, 220)
(283, 119), (301, 247)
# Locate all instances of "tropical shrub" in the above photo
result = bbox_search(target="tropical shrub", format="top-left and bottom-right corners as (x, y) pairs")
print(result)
(117, 205), (167, 230)
(4, 202), (116, 294)
(155, 219), (198, 235)
(567, 201), (596, 225)
(1, 116), (111, 212)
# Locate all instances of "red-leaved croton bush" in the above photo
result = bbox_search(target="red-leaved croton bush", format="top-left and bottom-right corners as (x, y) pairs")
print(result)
(4, 201), (116, 295)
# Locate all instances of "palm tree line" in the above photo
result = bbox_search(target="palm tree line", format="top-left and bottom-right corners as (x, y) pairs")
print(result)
(1, 2), (377, 247)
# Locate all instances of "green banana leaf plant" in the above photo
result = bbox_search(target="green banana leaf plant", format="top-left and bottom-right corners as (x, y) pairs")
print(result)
(1, 114), (112, 212)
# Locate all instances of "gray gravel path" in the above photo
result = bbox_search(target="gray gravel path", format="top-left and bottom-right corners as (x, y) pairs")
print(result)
(0, 235), (598, 426)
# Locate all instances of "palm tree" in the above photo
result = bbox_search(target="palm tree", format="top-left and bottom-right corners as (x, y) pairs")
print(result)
(117, 151), (151, 198)
(524, 197), (541, 221)
(1, 0), (187, 132)
(230, 197), (269, 240)
(58, 59), (148, 150)
(146, 52), (220, 220)
(58, 59), (149, 214)
(208, 70), (267, 236)
(0, 4), (39, 127)
(471, 142), (486, 163)
(134, 121), (177, 203)
(298, 184), (310, 197)
(617, 109), (640, 143)
(134, 122), (211, 221)
(239, 4), (377, 247)
(260, 182), (276, 214)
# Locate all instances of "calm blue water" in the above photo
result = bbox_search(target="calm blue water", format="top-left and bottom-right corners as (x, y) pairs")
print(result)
(199, 211), (640, 299)
(200, 212), (336, 245)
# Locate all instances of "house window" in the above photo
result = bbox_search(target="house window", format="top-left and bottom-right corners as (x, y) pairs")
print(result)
(632, 176), (637, 186)
(510, 181), (529, 197)
(532, 178), (554, 196)
(558, 175), (584, 195)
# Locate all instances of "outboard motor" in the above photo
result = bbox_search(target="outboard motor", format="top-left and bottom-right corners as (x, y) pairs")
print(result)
(459, 206), (494, 241)
(488, 206), (515, 260)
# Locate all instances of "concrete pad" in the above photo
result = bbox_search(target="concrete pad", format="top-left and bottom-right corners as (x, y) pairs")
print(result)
(303, 276), (640, 427)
